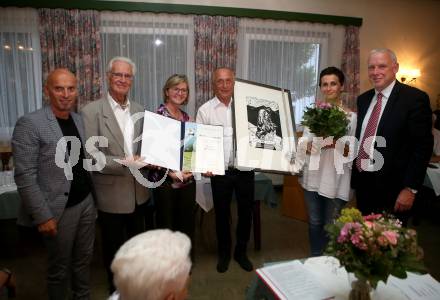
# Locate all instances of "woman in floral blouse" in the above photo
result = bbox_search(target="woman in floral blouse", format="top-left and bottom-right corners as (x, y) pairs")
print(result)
(148, 74), (196, 254)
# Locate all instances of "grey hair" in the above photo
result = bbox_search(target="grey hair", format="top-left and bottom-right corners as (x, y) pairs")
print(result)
(107, 56), (136, 75)
(111, 229), (191, 300)
(212, 67), (235, 83)
(369, 48), (398, 64)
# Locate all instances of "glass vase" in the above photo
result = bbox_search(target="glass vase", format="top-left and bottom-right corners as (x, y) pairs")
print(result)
(349, 278), (372, 300)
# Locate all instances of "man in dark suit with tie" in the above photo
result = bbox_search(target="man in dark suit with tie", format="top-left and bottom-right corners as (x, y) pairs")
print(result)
(352, 48), (433, 220)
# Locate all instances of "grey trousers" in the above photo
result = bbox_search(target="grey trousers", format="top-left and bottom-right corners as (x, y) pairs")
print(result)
(44, 194), (96, 300)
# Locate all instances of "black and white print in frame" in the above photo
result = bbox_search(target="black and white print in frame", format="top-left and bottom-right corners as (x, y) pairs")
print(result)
(233, 79), (297, 174)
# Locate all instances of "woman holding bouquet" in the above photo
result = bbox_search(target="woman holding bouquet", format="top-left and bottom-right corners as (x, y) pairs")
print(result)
(299, 67), (357, 256)
(148, 74), (196, 256)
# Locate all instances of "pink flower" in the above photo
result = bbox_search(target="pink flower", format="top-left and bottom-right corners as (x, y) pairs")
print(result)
(315, 101), (332, 109)
(364, 213), (382, 221)
(338, 224), (350, 243)
(364, 221), (374, 228)
(382, 231), (398, 245)
(377, 235), (388, 247)
(350, 233), (361, 245)
(338, 222), (365, 248)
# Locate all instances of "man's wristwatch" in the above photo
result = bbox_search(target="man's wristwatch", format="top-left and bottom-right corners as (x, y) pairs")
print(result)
(406, 187), (418, 194)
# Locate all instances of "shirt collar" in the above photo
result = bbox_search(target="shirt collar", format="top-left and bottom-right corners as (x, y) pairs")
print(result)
(108, 92), (130, 110)
(213, 96), (233, 108)
(375, 80), (396, 99)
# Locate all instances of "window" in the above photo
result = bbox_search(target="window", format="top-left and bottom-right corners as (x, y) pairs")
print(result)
(0, 8), (42, 140)
(245, 38), (321, 126)
(237, 19), (344, 127)
(100, 12), (195, 115)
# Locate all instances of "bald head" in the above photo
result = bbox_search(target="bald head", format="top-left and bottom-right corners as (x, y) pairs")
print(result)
(46, 68), (77, 87)
(44, 68), (78, 119)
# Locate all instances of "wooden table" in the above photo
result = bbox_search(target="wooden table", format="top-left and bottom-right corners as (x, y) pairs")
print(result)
(281, 175), (308, 222)
(0, 145), (12, 171)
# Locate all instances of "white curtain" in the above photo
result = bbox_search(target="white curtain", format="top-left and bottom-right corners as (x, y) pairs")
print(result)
(0, 7), (42, 142)
(237, 19), (344, 127)
(100, 11), (195, 116)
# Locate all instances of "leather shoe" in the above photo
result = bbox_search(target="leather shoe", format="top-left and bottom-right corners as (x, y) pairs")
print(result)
(216, 256), (230, 273)
(234, 254), (253, 272)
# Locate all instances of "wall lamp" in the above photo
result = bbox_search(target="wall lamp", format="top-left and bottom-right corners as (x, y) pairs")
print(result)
(397, 69), (421, 84)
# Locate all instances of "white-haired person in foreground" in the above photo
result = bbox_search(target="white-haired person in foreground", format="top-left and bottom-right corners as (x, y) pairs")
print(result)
(109, 229), (192, 300)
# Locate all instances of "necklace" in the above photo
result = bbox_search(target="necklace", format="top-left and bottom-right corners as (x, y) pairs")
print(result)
(166, 104), (182, 120)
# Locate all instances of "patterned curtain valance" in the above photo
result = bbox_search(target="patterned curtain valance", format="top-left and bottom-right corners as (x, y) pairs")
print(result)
(38, 8), (102, 108)
(194, 15), (239, 110)
(341, 25), (360, 111)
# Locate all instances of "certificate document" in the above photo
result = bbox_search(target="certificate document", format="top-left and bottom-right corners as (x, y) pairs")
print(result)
(193, 123), (224, 174)
(141, 110), (225, 175)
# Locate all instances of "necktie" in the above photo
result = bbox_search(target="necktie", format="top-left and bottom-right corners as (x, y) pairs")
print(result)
(356, 93), (383, 171)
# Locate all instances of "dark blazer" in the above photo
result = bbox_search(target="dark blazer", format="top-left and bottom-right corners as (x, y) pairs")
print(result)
(352, 81), (433, 192)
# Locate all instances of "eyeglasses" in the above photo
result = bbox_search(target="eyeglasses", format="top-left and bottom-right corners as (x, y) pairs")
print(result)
(170, 87), (188, 94)
(111, 72), (133, 80)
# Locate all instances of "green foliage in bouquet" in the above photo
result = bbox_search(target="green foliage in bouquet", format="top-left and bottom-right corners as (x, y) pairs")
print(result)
(325, 208), (426, 288)
(301, 101), (349, 139)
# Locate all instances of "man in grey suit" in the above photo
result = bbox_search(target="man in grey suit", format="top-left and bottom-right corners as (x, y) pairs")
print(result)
(81, 56), (150, 293)
(12, 68), (96, 299)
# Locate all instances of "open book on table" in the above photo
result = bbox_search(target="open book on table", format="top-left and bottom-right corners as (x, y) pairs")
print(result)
(256, 260), (334, 300)
(140, 110), (225, 175)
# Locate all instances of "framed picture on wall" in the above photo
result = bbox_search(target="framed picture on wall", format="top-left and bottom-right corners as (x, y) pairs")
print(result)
(233, 79), (297, 174)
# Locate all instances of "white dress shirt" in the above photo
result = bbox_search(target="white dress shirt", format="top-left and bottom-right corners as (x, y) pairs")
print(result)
(108, 93), (134, 156)
(299, 112), (357, 201)
(358, 80), (396, 171)
(196, 96), (234, 169)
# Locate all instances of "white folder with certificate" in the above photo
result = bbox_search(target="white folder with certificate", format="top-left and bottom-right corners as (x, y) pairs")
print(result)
(141, 110), (225, 175)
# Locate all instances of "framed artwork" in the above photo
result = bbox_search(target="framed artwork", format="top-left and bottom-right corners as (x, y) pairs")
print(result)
(233, 79), (297, 174)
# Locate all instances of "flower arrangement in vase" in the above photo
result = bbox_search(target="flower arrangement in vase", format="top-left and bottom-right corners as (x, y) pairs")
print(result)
(325, 208), (426, 299)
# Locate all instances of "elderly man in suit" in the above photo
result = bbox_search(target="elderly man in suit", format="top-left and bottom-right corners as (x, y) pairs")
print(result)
(352, 48), (433, 221)
(81, 56), (150, 293)
(12, 68), (95, 299)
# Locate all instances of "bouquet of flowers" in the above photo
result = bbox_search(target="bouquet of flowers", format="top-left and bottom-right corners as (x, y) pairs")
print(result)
(301, 101), (349, 139)
(325, 208), (426, 289)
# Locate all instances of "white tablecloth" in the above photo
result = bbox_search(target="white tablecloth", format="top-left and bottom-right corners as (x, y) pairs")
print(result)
(0, 170), (16, 195)
(0, 170), (19, 219)
(426, 163), (440, 196)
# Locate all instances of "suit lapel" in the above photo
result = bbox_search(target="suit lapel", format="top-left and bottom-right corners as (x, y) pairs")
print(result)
(45, 105), (64, 143)
(102, 97), (125, 153)
(377, 82), (401, 135)
(45, 106), (72, 165)
(71, 113), (85, 144)
(356, 90), (375, 138)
